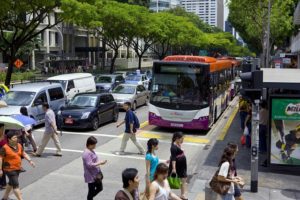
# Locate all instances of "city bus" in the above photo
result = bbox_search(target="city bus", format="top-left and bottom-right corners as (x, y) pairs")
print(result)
(149, 55), (236, 130)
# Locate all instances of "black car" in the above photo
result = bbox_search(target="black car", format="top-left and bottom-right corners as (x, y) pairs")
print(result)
(58, 93), (119, 130)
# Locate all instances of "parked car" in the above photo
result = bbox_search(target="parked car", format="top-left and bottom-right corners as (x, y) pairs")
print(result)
(48, 73), (96, 100)
(125, 74), (149, 89)
(0, 82), (66, 125)
(112, 84), (149, 110)
(58, 93), (119, 130)
(95, 74), (125, 93)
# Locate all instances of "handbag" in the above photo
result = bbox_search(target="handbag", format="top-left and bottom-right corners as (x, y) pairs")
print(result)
(167, 173), (181, 189)
(240, 135), (246, 145)
(209, 170), (231, 195)
(94, 170), (104, 184)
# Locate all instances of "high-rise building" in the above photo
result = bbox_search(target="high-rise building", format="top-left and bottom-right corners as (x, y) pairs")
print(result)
(149, 0), (180, 12)
(180, 0), (224, 29)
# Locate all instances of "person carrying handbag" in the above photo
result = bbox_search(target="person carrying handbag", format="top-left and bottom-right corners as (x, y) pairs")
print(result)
(211, 147), (241, 200)
(82, 136), (107, 200)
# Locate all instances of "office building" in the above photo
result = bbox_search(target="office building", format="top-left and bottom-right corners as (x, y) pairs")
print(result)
(180, 0), (224, 29)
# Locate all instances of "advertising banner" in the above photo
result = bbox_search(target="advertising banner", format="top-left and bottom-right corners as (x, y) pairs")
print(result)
(270, 98), (300, 165)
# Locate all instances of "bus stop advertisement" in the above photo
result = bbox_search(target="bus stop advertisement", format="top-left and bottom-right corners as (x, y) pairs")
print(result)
(269, 96), (300, 168)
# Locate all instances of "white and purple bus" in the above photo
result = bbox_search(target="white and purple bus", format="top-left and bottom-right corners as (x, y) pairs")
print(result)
(149, 55), (237, 130)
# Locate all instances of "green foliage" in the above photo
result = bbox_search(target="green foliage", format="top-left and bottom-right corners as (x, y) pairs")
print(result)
(0, 72), (35, 83)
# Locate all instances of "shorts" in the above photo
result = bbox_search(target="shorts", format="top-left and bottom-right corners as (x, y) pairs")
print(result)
(6, 170), (20, 189)
(234, 184), (242, 197)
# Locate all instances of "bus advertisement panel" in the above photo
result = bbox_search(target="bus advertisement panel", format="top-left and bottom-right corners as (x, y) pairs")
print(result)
(270, 97), (300, 166)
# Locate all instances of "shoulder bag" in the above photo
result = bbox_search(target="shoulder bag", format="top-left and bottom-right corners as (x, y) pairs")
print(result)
(209, 170), (231, 195)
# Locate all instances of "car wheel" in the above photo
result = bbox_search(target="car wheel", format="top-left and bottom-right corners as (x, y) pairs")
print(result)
(92, 117), (99, 130)
(132, 102), (137, 111)
(113, 112), (119, 122)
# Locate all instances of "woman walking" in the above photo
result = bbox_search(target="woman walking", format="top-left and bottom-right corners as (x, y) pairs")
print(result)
(217, 147), (241, 200)
(145, 138), (160, 196)
(169, 132), (188, 200)
(149, 163), (181, 200)
(227, 143), (244, 200)
(82, 136), (107, 200)
(0, 131), (35, 200)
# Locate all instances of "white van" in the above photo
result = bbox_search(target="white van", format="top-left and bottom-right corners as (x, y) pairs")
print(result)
(48, 73), (96, 100)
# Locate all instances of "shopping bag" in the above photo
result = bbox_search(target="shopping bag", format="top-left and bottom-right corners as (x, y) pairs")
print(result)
(243, 127), (249, 136)
(167, 174), (181, 189)
(240, 135), (246, 145)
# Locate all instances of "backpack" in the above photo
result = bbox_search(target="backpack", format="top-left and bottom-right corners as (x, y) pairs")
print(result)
(133, 112), (140, 129)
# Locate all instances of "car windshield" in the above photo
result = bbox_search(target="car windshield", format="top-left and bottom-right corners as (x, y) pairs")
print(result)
(69, 96), (97, 107)
(3, 91), (36, 106)
(50, 80), (67, 89)
(95, 76), (112, 83)
(113, 85), (135, 94)
(126, 75), (141, 81)
(150, 64), (210, 110)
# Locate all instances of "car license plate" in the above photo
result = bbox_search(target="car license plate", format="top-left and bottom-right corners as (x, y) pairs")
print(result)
(65, 118), (73, 124)
(170, 123), (183, 128)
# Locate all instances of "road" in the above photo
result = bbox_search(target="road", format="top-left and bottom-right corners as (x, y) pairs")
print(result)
(0, 104), (220, 200)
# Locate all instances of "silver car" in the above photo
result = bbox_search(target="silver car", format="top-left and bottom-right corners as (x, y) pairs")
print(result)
(0, 82), (66, 125)
(112, 84), (149, 110)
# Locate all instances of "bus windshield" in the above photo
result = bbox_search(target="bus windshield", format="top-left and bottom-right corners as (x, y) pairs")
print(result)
(150, 64), (210, 110)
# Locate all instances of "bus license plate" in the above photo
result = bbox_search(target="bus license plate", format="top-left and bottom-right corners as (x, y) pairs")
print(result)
(170, 123), (183, 128)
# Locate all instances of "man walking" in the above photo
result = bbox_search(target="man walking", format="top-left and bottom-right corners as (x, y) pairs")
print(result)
(33, 103), (62, 157)
(116, 102), (144, 155)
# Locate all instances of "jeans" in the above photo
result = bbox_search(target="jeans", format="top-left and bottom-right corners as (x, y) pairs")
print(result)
(87, 181), (103, 200)
(239, 111), (248, 130)
(222, 193), (234, 200)
(120, 133), (144, 153)
(259, 124), (267, 152)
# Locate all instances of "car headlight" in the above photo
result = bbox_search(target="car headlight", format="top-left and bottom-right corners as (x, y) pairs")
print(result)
(81, 112), (91, 119)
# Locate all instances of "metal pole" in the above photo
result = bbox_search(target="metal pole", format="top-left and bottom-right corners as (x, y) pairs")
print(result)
(156, 0), (159, 13)
(251, 99), (260, 192)
(266, 0), (271, 68)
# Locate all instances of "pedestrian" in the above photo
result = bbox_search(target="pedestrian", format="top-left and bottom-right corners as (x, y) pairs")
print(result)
(149, 163), (181, 200)
(168, 132), (188, 200)
(115, 168), (140, 200)
(145, 138), (159, 197)
(0, 131), (35, 200)
(217, 147), (241, 200)
(238, 96), (248, 131)
(20, 107), (37, 152)
(0, 124), (7, 189)
(82, 136), (107, 200)
(32, 103), (62, 157)
(227, 143), (244, 200)
(244, 103), (252, 148)
(116, 102), (145, 155)
(259, 101), (268, 153)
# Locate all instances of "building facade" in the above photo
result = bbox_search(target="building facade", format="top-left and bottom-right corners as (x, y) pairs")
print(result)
(149, 0), (180, 12)
(180, 0), (224, 29)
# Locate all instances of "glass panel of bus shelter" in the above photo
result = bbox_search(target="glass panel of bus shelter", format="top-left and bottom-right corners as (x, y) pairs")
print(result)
(150, 63), (210, 110)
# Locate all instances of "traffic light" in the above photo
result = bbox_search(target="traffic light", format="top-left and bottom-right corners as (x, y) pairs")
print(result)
(240, 70), (263, 101)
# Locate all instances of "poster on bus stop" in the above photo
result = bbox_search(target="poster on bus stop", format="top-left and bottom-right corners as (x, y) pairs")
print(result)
(270, 98), (300, 166)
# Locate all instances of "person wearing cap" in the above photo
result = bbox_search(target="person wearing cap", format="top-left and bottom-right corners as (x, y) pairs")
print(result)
(0, 131), (35, 200)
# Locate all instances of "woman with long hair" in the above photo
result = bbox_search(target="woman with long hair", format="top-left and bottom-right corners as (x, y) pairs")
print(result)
(145, 138), (159, 196)
(149, 163), (181, 200)
(169, 132), (188, 200)
(227, 143), (244, 200)
(217, 147), (241, 200)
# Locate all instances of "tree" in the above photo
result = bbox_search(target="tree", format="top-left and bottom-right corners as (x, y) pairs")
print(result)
(228, 0), (296, 67)
(0, 0), (64, 86)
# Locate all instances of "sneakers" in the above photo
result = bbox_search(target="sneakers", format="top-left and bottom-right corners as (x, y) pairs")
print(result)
(31, 152), (41, 157)
(115, 151), (125, 155)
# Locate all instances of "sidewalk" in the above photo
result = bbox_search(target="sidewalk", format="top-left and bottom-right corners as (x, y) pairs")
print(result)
(188, 104), (300, 200)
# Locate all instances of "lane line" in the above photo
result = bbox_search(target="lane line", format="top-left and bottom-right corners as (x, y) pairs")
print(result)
(45, 147), (167, 162)
(34, 130), (205, 146)
(217, 106), (239, 141)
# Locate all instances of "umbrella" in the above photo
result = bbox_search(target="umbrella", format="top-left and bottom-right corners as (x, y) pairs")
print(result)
(0, 101), (7, 108)
(11, 114), (37, 126)
(0, 116), (25, 129)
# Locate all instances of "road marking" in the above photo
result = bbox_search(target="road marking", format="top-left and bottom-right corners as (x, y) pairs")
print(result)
(45, 147), (167, 162)
(140, 121), (149, 128)
(34, 129), (205, 146)
(217, 106), (239, 141)
(139, 131), (210, 144)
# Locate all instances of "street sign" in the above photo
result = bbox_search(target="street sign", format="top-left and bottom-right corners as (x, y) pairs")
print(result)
(282, 58), (291, 64)
(14, 59), (24, 69)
